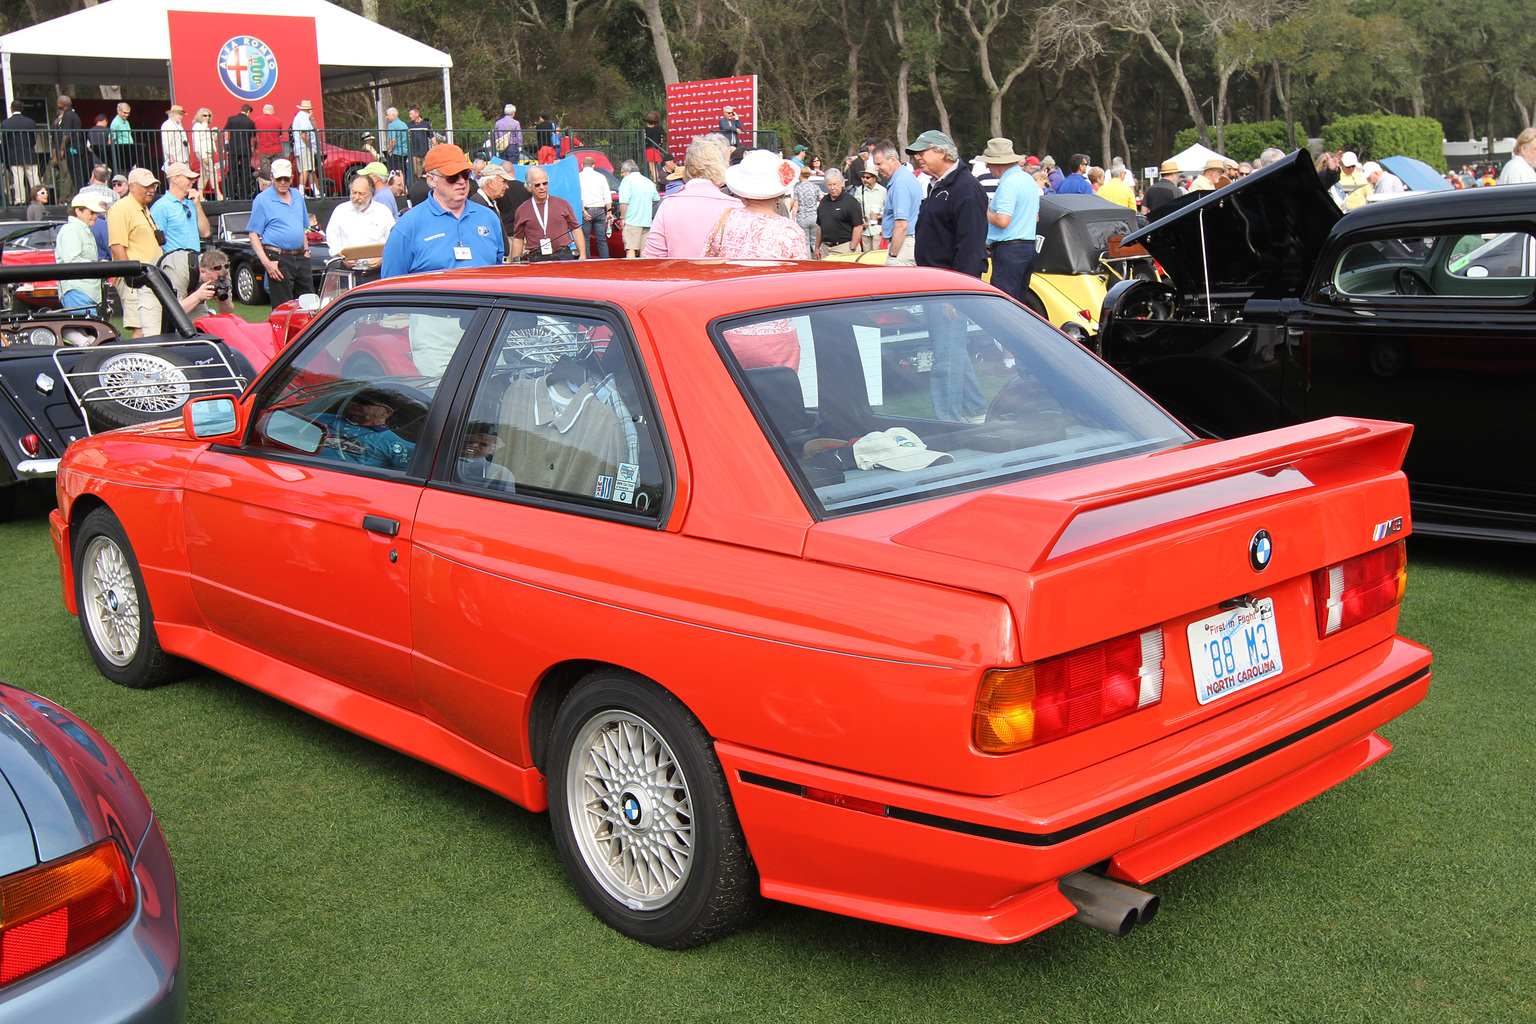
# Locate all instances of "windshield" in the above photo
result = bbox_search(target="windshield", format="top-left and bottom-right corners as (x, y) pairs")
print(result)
(712, 294), (1192, 516)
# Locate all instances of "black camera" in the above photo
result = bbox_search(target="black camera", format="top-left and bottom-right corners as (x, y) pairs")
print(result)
(213, 277), (230, 302)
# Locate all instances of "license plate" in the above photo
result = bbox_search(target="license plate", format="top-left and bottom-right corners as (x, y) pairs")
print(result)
(1187, 599), (1283, 705)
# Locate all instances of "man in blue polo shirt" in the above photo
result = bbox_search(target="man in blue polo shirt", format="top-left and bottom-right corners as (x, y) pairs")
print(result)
(981, 137), (1039, 305)
(871, 139), (921, 266)
(150, 161), (209, 304)
(246, 158), (312, 308)
(382, 143), (503, 378)
(382, 143), (503, 278)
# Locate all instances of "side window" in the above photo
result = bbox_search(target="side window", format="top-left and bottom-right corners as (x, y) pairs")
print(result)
(449, 310), (667, 517)
(249, 304), (476, 474)
(1334, 232), (1535, 299)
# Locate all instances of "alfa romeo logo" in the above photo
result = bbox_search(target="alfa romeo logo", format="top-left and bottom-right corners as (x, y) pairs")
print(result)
(218, 36), (279, 102)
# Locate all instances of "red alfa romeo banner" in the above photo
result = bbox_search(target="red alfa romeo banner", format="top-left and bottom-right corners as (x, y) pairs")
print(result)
(167, 11), (324, 129)
(665, 76), (757, 156)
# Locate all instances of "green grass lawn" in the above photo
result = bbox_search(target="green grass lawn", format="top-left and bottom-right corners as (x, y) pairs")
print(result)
(0, 487), (1531, 1022)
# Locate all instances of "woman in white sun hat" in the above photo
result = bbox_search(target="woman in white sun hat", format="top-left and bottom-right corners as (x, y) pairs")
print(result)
(703, 149), (805, 260)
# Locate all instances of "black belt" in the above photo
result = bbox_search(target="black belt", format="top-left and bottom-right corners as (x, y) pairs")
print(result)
(988, 239), (1034, 249)
(264, 247), (304, 255)
(524, 250), (575, 262)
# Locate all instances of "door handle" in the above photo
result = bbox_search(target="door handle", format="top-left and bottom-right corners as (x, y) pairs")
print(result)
(362, 515), (400, 537)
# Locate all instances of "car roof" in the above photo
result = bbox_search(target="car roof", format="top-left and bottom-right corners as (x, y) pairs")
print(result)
(1332, 180), (1536, 232)
(346, 260), (995, 314)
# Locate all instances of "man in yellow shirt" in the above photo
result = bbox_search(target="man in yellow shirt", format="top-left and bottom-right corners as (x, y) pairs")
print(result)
(106, 167), (165, 337)
(1096, 168), (1137, 209)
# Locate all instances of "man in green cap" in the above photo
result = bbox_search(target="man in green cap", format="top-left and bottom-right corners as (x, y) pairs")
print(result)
(359, 161), (398, 220)
(791, 144), (808, 169)
(906, 129), (989, 422)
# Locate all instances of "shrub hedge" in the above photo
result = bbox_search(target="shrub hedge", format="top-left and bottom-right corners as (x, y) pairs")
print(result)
(1321, 115), (1447, 171)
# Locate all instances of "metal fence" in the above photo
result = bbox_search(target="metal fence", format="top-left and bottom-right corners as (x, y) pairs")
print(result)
(0, 124), (782, 211)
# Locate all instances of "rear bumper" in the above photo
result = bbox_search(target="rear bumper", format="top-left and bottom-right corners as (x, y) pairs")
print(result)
(719, 635), (1430, 943)
(14, 458), (59, 478)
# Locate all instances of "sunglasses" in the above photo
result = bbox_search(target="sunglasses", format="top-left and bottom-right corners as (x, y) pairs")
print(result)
(433, 170), (473, 183)
(273, 176), (292, 183)
(529, 181), (550, 188)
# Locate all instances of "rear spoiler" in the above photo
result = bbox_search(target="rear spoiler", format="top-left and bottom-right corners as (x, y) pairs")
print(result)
(892, 417), (1412, 570)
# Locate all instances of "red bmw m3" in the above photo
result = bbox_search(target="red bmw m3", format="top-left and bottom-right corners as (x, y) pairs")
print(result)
(49, 260), (1430, 948)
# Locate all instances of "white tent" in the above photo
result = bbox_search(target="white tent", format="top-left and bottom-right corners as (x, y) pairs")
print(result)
(0, 0), (455, 133)
(1168, 142), (1226, 173)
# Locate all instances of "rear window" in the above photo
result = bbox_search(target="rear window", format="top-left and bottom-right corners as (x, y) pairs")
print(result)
(712, 294), (1191, 516)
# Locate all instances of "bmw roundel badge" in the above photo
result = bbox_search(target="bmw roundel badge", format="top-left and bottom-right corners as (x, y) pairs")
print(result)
(1249, 529), (1273, 571)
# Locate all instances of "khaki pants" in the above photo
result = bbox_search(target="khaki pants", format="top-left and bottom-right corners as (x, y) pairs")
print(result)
(622, 223), (650, 255)
(818, 241), (858, 259)
(116, 281), (163, 333)
(9, 163), (39, 204)
(885, 235), (916, 266)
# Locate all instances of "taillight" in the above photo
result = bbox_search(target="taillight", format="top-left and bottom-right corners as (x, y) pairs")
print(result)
(19, 434), (40, 458)
(0, 839), (135, 987)
(975, 629), (1165, 753)
(1313, 541), (1407, 637)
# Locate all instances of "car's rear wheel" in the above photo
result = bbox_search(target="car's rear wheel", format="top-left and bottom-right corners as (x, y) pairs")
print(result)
(72, 349), (196, 429)
(73, 507), (188, 688)
(547, 670), (760, 948)
(234, 261), (266, 305)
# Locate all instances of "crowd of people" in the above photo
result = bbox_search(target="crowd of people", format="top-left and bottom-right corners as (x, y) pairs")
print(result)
(35, 87), (1536, 338)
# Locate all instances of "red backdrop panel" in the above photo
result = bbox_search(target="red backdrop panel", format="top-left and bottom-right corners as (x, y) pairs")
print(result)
(167, 11), (323, 129)
(665, 76), (757, 157)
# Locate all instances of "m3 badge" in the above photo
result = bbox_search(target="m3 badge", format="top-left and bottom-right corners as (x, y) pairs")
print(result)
(1373, 517), (1404, 542)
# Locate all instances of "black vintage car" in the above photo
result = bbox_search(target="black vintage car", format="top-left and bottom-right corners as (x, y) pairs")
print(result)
(1099, 149), (1536, 543)
(0, 261), (253, 519)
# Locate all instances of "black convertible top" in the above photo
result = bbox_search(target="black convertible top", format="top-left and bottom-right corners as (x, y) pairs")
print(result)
(1035, 195), (1142, 276)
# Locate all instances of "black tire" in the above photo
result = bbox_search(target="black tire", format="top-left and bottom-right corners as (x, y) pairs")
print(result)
(547, 670), (761, 949)
(234, 260), (266, 305)
(72, 507), (189, 688)
(1022, 290), (1049, 320)
(72, 348), (197, 429)
(341, 164), (366, 193)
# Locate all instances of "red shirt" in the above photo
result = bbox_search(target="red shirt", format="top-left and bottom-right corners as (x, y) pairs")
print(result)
(511, 196), (579, 250)
(252, 113), (284, 158)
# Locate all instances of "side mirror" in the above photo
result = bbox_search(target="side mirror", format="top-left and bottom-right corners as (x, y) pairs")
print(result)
(183, 395), (243, 441)
(297, 293), (321, 312)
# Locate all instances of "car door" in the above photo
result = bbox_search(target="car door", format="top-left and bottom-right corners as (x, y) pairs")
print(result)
(1293, 227), (1536, 527)
(406, 305), (675, 764)
(183, 299), (488, 709)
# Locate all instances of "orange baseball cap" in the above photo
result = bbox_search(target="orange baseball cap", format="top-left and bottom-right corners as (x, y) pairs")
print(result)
(423, 144), (473, 176)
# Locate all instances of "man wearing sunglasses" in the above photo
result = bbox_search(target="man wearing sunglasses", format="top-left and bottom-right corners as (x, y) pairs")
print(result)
(150, 161), (210, 306)
(247, 157), (314, 308)
(381, 143), (504, 279)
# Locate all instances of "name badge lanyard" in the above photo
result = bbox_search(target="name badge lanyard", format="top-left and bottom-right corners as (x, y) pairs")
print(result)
(533, 197), (559, 255)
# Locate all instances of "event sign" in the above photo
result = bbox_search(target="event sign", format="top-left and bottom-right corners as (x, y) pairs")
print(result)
(665, 76), (757, 156)
(167, 11), (323, 129)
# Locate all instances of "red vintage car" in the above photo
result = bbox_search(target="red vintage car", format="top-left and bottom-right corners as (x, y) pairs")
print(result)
(49, 261), (1431, 949)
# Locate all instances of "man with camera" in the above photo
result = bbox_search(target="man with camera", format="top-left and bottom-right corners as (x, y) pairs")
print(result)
(178, 249), (235, 316)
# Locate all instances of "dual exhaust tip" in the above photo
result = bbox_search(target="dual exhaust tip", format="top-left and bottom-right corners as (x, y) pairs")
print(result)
(1059, 871), (1160, 938)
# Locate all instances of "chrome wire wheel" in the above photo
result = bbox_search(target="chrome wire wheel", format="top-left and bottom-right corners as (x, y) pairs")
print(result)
(79, 534), (141, 668)
(566, 709), (695, 911)
(92, 352), (192, 415)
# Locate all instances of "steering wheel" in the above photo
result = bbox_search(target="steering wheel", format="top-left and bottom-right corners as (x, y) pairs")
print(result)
(1393, 266), (1435, 296)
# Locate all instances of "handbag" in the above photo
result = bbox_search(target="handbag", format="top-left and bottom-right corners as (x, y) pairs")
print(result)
(703, 208), (736, 258)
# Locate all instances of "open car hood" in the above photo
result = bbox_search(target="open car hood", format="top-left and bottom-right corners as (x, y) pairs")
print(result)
(1121, 149), (1340, 302)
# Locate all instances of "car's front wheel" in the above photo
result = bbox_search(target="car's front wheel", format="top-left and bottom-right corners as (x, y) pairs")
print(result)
(73, 507), (188, 688)
(234, 260), (266, 305)
(547, 671), (761, 948)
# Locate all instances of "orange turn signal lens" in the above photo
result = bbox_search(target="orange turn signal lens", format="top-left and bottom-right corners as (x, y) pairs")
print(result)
(975, 629), (1164, 753)
(0, 839), (135, 987)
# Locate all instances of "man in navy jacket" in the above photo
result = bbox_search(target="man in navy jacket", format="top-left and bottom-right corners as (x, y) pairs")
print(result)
(906, 130), (989, 422)
(907, 130), (988, 278)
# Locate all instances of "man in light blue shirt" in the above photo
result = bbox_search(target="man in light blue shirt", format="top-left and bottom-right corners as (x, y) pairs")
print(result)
(150, 161), (209, 302)
(384, 107), (409, 179)
(981, 137), (1039, 305)
(871, 139), (921, 266)
(247, 158), (313, 308)
(616, 160), (658, 257)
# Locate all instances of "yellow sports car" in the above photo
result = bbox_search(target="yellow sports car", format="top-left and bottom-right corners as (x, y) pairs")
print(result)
(827, 194), (1159, 342)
